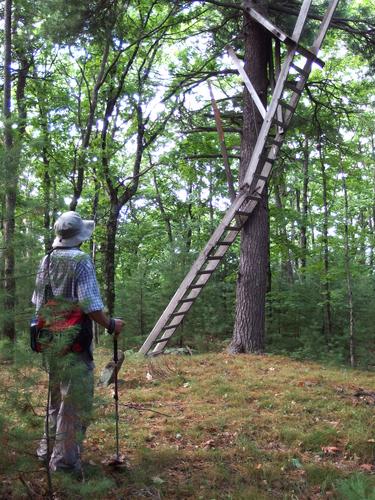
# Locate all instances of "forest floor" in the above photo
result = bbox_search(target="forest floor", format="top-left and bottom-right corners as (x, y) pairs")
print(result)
(1, 349), (375, 499)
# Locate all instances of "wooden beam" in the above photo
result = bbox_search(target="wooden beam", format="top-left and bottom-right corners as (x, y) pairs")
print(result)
(244, 5), (325, 68)
(208, 80), (237, 202)
(227, 46), (266, 119)
(242, 0), (312, 187)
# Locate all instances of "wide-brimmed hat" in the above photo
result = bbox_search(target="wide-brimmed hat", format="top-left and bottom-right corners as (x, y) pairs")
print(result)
(52, 211), (95, 248)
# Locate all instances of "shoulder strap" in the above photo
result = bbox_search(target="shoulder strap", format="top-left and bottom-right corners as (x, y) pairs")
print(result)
(44, 249), (55, 302)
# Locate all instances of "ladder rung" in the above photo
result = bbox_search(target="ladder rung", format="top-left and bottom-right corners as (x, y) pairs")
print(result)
(284, 82), (303, 95)
(247, 194), (262, 201)
(237, 210), (250, 217)
(290, 62), (309, 78)
(279, 101), (295, 113)
(190, 283), (205, 288)
(163, 324), (179, 330)
(217, 241), (232, 246)
(294, 45), (324, 68)
(225, 225), (241, 230)
(179, 298), (196, 303)
(197, 270), (212, 275)
(207, 255), (222, 260)
(260, 155), (275, 165)
(272, 118), (286, 129)
(170, 311), (186, 318)
(253, 173), (268, 181)
(152, 336), (172, 344)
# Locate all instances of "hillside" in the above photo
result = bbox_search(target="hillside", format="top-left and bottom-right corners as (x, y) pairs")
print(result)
(1, 350), (375, 498)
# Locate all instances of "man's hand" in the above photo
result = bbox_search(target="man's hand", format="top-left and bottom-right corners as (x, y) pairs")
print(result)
(113, 318), (124, 336)
(88, 310), (124, 336)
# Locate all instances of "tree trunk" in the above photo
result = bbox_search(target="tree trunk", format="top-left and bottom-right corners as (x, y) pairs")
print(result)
(69, 40), (110, 211)
(341, 164), (355, 367)
(372, 135), (375, 269)
(300, 136), (309, 272)
(153, 172), (173, 244)
(317, 138), (332, 341)
(274, 173), (293, 283)
(186, 181), (193, 253)
(229, 0), (270, 354)
(3, 0), (16, 341)
(105, 202), (120, 316)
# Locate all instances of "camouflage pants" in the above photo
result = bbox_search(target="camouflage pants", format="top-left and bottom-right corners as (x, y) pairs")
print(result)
(37, 357), (94, 472)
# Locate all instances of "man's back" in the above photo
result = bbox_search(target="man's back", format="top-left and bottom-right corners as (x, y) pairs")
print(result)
(32, 248), (103, 315)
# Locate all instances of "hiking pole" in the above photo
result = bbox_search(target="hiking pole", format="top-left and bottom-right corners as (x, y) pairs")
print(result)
(113, 334), (120, 461)
(107, 322), (126, 468)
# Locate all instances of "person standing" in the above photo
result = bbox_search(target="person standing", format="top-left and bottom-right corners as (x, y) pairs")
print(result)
(32, 211), (124, 473)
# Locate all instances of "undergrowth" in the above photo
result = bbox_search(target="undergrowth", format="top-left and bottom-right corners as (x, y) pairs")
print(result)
(0, 349), (374, 498)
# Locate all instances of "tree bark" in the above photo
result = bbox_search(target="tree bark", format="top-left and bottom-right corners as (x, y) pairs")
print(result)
(229, 0), (270, 354)
(2, 3), (32, 339)
(104, 201), (120, 316)
(3, 0), (16, 341)
(300, 136), (309, 272)
(317, 137), (332, 342)
(274, 172), (294, 283)
(340, 162), (355, 367)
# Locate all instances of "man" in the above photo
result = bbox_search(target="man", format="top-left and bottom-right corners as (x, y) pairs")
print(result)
(32, 211), (124, 473)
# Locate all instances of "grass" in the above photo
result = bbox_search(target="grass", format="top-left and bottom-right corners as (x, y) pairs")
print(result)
(0, 349), (374, 498)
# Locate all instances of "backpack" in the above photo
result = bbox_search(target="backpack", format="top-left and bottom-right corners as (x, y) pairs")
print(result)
(30, 249), (93, 355)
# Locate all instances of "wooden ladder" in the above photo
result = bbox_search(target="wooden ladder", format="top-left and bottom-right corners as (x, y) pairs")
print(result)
(139, 0), (340, 356)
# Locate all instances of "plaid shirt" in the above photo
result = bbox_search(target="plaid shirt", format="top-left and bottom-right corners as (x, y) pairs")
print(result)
(32, 248), (104, 314)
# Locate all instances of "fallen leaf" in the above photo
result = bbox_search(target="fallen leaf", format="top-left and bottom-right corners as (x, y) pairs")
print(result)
(203, 439), (215, 449)
(321, 446), (341, 455)
(359, 464), (375, 472)
(152, 476), (165, 485)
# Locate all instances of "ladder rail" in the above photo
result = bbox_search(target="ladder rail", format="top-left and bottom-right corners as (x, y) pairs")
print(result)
(139, 0), (340, 356)
(242, 0), (313, 188)
(139, 191), (252, 355)
(150, 223), (248, 355)
(248, 0), (340, 197)
(243, 0), (339, 190)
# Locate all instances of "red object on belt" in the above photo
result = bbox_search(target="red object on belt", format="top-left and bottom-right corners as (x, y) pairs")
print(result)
(37, 301), (84, 331)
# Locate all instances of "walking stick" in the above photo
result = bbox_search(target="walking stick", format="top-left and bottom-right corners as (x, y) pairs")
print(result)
(113, 335), (120, 461)
(107, 330), (126, 467)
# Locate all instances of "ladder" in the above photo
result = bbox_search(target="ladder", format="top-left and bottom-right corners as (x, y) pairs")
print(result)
(139, 0), (340, 356)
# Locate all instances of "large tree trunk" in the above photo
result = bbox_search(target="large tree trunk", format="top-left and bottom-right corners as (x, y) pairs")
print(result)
(228, 0), (270, 354)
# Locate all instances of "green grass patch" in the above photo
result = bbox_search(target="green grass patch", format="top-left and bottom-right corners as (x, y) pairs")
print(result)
(336, 473), (375, 500)
(1, 350), (375, 499)
(301, 426), (340, 452)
